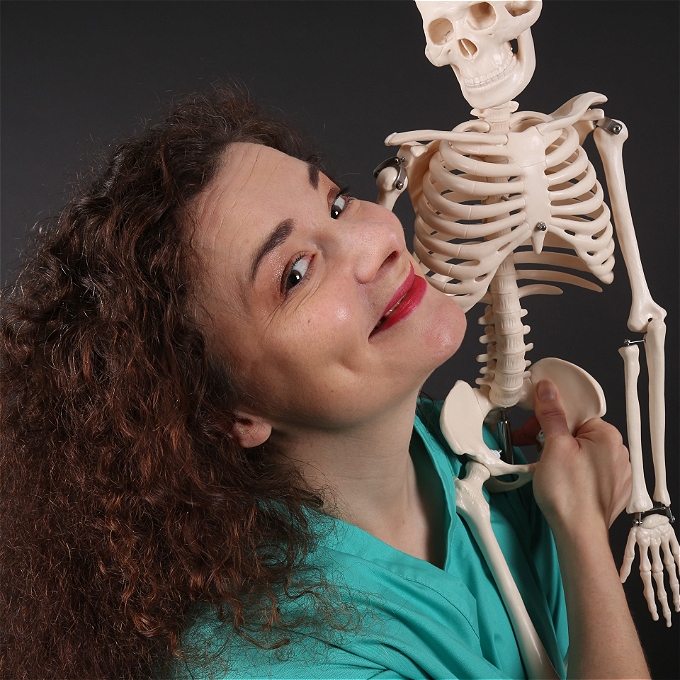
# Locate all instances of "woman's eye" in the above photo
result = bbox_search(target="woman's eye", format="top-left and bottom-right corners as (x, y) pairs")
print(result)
(330, 193), (349, 219)
(284, 256), (310, 292)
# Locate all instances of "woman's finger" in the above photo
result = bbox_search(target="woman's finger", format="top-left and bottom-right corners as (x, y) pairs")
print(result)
(533, 379), (571, 440)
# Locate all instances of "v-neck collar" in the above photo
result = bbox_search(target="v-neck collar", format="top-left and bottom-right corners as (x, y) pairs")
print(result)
(316, 402), (463, 575)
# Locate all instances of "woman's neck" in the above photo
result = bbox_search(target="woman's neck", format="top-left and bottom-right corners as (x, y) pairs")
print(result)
(272, 394), (445, 566)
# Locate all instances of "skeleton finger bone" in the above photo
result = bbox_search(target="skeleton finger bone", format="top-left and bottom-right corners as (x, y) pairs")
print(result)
(623, 515), (680, 625)
(666, 532), (680, 611)
(620, 524), (638, 583)
(641, 569), (658, 621)
(635, 526), (658, 620)
(650, 540), (672, 627)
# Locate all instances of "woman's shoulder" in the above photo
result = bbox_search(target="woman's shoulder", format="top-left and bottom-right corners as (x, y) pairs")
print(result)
(175, 604), (401, 680)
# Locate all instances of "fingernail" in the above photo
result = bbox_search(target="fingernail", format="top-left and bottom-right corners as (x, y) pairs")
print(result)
(537, 380), (556, 401)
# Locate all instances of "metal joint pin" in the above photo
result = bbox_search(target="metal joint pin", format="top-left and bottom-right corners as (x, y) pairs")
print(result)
(595, 117), (623, 135)
(535, 221), (547, 232)
(373, 156), (407, 191)
(497, 408), (514, 465)
(647, 503), (676, 524)
(623, 338), (645, 346)
(633, 505), (675, 525)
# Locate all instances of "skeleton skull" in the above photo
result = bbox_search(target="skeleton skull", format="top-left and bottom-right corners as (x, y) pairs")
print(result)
(415, 1), (542, 109)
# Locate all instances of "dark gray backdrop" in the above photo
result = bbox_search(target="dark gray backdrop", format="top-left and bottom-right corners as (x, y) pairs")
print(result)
(2, 1), (679, 677)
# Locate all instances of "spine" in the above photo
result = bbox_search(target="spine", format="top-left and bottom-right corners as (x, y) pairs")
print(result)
(476, 102), (529, 408)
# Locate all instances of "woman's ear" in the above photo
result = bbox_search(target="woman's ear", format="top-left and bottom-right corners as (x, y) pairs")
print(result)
(230, 411), (272, 448)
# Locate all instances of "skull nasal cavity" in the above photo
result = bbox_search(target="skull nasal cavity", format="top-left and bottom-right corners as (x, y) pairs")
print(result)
(427, 17), (454, 46)
(459, 39), (478, 59)
(468, 2), (497, 30)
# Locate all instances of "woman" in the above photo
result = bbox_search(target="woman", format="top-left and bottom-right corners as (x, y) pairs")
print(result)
(0, 88), (648, 679)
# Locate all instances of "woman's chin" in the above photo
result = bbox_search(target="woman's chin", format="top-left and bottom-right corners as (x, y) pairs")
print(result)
(422, 289), (468, 369)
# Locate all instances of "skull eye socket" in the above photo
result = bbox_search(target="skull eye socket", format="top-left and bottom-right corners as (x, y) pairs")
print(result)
(468, 2), (497, 30)
(427, 17), (454, 46)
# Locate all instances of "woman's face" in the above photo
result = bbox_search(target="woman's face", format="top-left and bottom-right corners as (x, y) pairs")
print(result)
(193, 142), (465, 436)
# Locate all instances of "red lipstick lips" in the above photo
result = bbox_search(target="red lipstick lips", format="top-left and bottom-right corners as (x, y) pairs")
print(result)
(370, 263), (427, 337)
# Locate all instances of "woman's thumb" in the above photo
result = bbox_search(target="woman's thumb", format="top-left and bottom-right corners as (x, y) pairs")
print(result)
(534, 379), (571, 439)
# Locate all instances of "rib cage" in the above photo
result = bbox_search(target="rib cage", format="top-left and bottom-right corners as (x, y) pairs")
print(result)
(413, 113), (616, 314)
(405, 106), (617, 406)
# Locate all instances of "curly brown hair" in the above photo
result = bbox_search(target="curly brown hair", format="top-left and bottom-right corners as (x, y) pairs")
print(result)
(0, 87), (334, 679)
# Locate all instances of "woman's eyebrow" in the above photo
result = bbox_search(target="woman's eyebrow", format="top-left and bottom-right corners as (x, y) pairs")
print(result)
(249, 164), (320, 283)
(249, 218), (294, 283)
(307, 163), (319, 190)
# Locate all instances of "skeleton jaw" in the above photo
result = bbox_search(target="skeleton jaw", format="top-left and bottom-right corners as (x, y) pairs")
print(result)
(454, 29), (536, 109)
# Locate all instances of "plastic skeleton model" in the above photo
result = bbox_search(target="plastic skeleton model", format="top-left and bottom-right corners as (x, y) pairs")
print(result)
(373, 0), (678, 676)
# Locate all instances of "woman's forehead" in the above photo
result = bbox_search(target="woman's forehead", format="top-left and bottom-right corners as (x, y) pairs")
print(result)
(194, 144), (303, 248)
(191, 143), (324, 308)
(201, 144), (302, 218)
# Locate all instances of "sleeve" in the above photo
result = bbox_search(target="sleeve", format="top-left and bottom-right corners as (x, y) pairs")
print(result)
(174, 614), (408, 680)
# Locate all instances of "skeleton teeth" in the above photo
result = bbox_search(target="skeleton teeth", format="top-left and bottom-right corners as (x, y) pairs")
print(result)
(463, 50), (516, 90)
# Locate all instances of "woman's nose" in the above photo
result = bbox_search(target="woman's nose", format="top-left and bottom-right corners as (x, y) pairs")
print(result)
(344, 204), (406, 285)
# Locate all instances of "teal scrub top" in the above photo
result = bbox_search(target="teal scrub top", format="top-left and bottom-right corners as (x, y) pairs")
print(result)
(178, 400), (568, 679)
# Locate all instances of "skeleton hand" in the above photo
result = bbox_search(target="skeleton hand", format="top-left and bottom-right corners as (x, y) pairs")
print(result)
(620, 513), (680, 627)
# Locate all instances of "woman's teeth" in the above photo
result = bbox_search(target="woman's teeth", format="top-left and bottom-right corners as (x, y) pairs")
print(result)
(373, 293), (407, 332)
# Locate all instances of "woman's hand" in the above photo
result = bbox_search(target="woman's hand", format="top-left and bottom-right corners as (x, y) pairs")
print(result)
(529, 379), (649, 680)
(530, 379), (632, 535)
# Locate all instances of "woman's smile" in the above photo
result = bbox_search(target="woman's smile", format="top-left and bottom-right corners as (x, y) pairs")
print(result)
(370, 263), (428, 338)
